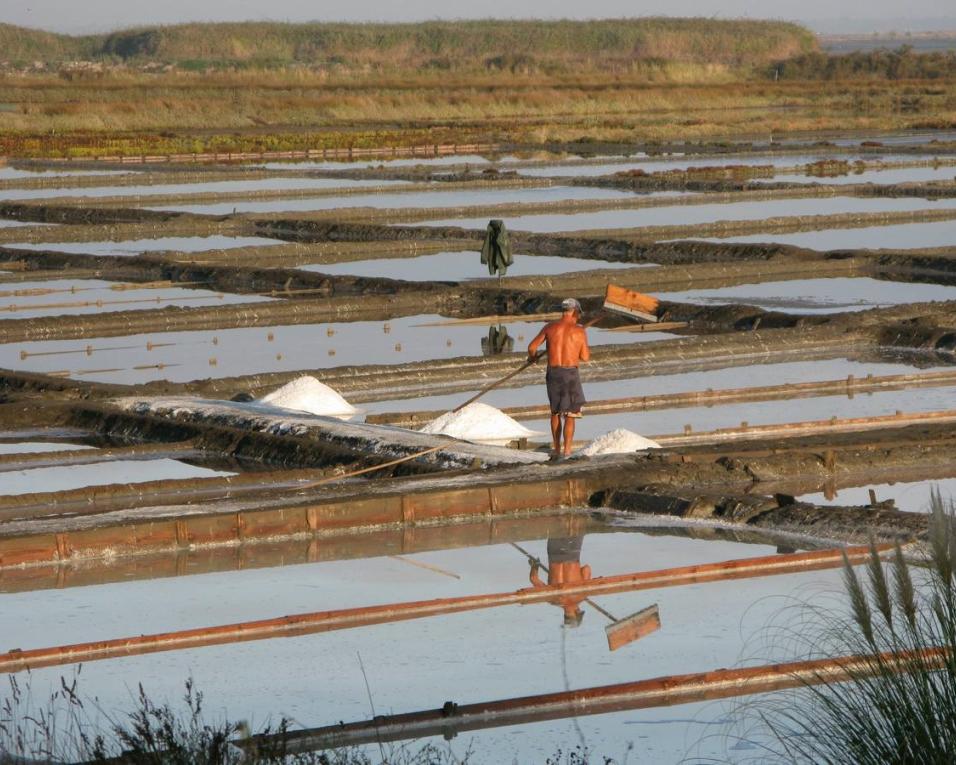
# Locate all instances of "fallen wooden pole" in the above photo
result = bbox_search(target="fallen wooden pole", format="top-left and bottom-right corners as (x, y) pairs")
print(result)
(237, 646), (948, 752)
(602, 321), (688, 333)
(0, 545), (883, 675)
(415, 312), (562, 327)
(654, 407), (956, 447)
(366, 370), (956, 428)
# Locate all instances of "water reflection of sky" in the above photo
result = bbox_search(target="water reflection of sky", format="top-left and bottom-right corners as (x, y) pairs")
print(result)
(688, 220), (956, 250)
(0, 457), (232, 495)
(150, 184), (648, 215)
(364, 357), (937, 416)
(515, 153), (912, 177)
(0, 177), (400, 201)
(0, 315), (670, 385)
(421, 196), (956, 233)
(657, 277), (956, 314)
(754, 164), (956, 186)
(2, 525), (852, 763)
(523, 384), (956, 442)
(802, 477), (956, 514)
(6, 235), (283, 257)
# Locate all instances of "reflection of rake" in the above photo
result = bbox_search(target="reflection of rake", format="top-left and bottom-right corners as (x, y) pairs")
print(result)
(20, 341), (179, 360)
(510, 543), (660, 651)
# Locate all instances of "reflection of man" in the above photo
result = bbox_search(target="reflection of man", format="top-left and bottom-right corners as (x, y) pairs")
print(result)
(528, 536), (592, 627)
(527, 298), (590, 458)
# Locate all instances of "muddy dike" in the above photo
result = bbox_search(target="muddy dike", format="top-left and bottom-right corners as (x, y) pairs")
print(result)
(254, 219), (813, 265)
(597, 485), (926, 543)
(65, 403), (447, 475)
(0, 202), (217, 226)
(0, 245), (461, 297)
(493, 257), (870, 299)
(596, 486), (926, 544)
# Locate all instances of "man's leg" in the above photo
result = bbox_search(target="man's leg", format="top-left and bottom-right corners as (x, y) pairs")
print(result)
(550, 414), (561, 453)
(562, 414), (576, 455)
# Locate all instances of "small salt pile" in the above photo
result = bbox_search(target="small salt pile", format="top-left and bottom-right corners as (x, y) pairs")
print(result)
(419, 402), (536, 442)
(580, 428), (660, 456)
(257, 376), (357, 418)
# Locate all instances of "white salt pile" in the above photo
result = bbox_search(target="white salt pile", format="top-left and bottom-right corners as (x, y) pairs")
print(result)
(419, 402), (536, 442)
(580, 428), (661, 456)
(257, 376), (357, 418)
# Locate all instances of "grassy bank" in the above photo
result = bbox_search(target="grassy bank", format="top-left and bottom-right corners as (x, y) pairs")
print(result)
(1, 70), (954, 158)
(0, 18), (815, 72)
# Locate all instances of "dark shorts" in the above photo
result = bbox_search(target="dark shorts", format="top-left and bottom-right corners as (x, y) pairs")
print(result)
(546, 366), (586, 416)
(548, 536), (583, 563)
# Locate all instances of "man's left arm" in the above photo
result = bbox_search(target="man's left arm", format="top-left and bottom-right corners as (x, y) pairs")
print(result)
(578, 328), (591, 362)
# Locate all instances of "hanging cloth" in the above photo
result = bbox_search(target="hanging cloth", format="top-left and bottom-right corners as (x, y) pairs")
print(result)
(480, 219), (513, 276)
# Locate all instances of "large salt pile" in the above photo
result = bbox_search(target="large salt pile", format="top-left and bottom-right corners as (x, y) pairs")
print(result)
(419, 402), (536, 442)
(580, 428), (661, 456)
(257, 376), (358, 418)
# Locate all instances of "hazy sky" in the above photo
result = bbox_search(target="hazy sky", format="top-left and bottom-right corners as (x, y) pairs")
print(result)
(4, 0), (956, 34)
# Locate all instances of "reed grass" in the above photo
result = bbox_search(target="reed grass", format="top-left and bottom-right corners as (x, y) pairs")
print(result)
(720, 490), (956, 763)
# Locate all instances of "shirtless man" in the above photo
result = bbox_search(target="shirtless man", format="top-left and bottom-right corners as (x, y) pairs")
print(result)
(527, 298), (590, 457)
(528, 536), (592, 627)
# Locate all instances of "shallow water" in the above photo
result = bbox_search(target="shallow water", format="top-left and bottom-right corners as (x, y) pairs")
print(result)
(0, 315), (671, 385)
(0, 278), (270, 318)
(420, 195), (956, 233)
(691, 219), (956, 250)
(364, 357), (941, 416)
(800, 477), (956, 514)
(756, 164), (956, 186)
(523, 384), (956, 442)
(261, 154), (494, 170)
(6, 235), (283, 257)
(300, 251), (654, 281)
(0, 177), (400, 202)
(1, 525), (849, 763)
(151, 184), (646, 216)
(515, 153), (913, 178)
(0, 167), (130, 180)
(0, 457), (233, 495)
(0, 442), (95, 455)
(657, 277), (956, 313)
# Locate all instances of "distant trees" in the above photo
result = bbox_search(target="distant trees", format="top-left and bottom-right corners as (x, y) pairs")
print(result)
(773, 46), (956, 80)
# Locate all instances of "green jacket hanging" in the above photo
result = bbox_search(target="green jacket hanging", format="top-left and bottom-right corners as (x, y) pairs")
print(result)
(480, 219), (513, 276)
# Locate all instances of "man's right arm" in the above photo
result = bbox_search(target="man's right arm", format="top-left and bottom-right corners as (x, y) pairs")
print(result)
(528, 327), (548, 362)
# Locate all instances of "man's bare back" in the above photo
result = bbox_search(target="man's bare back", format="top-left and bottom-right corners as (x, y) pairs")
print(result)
(527, 314), (590, 367)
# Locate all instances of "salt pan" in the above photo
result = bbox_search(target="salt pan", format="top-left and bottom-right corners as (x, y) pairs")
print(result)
(419, 402), (537, 442)
(580, 428), (660, 456)
(258, 376), (357, 418)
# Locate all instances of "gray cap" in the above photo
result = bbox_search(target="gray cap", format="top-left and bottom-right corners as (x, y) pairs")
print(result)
(561, 297), (582, 314)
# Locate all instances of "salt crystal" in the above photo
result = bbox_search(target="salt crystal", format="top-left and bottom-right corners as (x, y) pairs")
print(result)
(419, 402), (536, 442)
(258, 376), (357, 418)
(580, 428), (660, 456)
